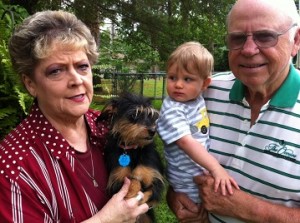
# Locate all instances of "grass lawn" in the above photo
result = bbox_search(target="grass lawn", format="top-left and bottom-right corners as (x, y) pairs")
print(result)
(93, 76), (167, 105)
(141, 77), (166, 99)
(153, 136), (178, 222)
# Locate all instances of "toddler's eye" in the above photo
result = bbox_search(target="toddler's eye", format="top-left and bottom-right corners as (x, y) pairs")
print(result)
(168, 76), (176, 81)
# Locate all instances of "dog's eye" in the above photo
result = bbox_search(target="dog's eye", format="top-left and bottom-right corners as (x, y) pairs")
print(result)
(130, 113), (140, 121)
(147, 113), (155, 121)
(148, 112), (159, 121)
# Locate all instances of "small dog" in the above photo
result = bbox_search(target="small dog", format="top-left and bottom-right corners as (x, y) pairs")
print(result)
(98, 92), (165, 223)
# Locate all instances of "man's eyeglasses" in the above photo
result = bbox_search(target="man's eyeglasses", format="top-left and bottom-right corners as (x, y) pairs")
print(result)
(226, 23), (297, 50)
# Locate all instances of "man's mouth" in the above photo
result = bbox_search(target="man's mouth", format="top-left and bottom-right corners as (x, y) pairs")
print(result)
(241, 63), (266, 68)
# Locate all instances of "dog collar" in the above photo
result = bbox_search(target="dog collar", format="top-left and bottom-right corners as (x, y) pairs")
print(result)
(119, 144), (138, 150)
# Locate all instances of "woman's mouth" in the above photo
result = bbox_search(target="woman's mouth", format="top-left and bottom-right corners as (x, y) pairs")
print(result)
(69, 94), (85, 102)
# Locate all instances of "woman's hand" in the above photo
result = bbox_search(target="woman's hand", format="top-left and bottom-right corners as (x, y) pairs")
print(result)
(83, 177), (149, 223)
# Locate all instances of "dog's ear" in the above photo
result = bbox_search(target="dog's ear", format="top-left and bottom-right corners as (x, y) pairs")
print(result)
(97, 99), (119, 123)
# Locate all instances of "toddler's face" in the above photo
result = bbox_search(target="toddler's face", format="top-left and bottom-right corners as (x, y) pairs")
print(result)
(166, 63), (211, 102)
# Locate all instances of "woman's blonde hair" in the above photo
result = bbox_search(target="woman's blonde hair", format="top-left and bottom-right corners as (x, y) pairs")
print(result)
(167, 41), (214, 78)
(9, 10), (98, 79)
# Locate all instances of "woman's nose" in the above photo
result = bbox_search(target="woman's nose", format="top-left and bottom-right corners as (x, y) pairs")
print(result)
(68, 68), (83, 86)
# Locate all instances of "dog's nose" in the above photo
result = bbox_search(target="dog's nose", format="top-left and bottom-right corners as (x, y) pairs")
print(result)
(148, 128), (156, 137)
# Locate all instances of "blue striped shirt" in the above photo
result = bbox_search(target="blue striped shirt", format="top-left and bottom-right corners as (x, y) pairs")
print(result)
(157, 96), (210, 203)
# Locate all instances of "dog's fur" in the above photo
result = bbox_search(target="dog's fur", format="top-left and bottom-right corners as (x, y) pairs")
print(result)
(98, 92), (165, 223)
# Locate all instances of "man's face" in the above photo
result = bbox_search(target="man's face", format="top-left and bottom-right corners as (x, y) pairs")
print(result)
(227, 1), (299, 93)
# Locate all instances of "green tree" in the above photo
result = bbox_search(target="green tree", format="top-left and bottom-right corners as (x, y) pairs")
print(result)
(0, 2), (31, 139)
(8, 0), (235, 71)
(97, 0), (235, 71)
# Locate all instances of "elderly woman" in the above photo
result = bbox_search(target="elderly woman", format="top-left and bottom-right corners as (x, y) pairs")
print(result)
(0, 10), (148, 222)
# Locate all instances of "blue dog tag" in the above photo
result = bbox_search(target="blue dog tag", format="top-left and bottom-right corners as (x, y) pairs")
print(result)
(119, 154), (130, 167)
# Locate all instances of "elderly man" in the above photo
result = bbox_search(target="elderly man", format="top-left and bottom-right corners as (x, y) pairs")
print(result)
(167, 0), (300, 222)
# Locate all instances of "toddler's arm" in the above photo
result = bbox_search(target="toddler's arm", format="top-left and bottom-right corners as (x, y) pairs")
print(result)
(176, 135), (239, 195)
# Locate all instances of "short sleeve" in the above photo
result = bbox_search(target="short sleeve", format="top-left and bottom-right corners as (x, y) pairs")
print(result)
(157, 102), (191, 145)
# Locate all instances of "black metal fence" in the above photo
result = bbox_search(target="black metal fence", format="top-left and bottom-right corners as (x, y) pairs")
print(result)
(92, 70), (167, 104)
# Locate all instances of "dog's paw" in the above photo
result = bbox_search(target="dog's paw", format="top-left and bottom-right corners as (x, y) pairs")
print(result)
(125, 176), (154, 205)
(124, 165), (164, 205)
(125, 177), (142, 199)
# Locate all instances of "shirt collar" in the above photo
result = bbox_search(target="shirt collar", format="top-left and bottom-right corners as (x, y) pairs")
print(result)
(28, 104), (102, 159)
(229, 64), (300, 107)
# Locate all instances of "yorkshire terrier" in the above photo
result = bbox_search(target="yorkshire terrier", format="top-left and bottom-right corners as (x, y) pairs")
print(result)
(98, 92), (165, 223)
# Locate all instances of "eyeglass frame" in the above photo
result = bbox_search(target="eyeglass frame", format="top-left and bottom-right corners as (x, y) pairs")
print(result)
(225, 23), (298, 50)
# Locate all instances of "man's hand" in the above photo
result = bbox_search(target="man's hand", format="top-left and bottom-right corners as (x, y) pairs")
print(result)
(194, 174), (238, 216)
(194, 174), (300, 223)
(166, 186), (209, 223)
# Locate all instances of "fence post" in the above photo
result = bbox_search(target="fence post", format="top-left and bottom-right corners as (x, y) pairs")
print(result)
(162, 74), (166, 100)
(112, 71), (118, 95)
(154, 73), (157, 99)
(140, 73), (144, 95)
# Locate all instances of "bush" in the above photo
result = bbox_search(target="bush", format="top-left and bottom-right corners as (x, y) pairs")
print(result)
(0, 4), (32, 139)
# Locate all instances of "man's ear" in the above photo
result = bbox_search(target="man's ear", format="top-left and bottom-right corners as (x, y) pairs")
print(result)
(201, 77), (212, 91)
(22, 74), (36, 97)
(292, 27), (300, 57)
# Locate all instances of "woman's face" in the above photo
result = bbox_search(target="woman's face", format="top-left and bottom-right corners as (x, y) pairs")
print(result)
(23, 46), (93, 122)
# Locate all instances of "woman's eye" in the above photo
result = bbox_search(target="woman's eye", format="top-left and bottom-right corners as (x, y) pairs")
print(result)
(51, 69), (61, 74)
(46, 68), (62, 78)
(79, 63), (90, 71)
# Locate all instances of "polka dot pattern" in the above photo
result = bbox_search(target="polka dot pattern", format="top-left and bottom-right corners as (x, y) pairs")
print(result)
(0, 104), (109, 180)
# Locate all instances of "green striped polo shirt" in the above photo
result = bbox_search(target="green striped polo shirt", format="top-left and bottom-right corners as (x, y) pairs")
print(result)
(203, 65), (300, 223)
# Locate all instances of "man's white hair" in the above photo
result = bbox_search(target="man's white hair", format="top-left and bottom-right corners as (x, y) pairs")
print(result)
(227, 0), (300, 26)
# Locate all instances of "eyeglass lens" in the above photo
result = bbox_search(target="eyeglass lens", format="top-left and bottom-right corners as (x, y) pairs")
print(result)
(227, 31), (278, 49)
(226, 23), (297, 50)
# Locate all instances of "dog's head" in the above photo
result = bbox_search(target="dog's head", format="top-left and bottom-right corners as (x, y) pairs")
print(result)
(99, 93), (159, 147)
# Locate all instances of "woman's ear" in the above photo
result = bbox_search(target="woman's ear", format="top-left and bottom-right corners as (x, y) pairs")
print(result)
(201, 77), (212, 91)
(22, 74), (37, 97)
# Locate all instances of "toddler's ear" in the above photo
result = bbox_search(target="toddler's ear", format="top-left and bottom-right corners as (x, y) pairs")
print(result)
(201, 77), (212, 91)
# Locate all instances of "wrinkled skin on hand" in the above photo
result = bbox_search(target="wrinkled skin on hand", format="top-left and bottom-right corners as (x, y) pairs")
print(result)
(166, 186), (209, 223)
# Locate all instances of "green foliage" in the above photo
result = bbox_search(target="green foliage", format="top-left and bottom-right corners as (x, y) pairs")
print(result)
(98, 30), (161, 73)
(0, 3), (31, 139)
(110, 0), (235, 70)
(9, 0), (235, 72)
